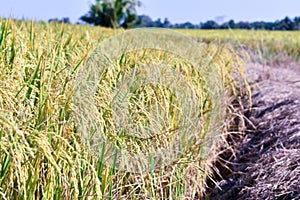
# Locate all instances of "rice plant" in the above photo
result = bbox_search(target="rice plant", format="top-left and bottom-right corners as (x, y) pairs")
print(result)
(0, 18), (248, 199)
(180, 29), (300, 63)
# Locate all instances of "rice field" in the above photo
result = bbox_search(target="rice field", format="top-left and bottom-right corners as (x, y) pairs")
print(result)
(0, 18), (298, 199)
(180, 29), (300, 63)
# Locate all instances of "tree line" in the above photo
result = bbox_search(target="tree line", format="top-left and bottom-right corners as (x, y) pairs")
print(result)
(136, 16), (300, 30)
(50, 0), (300, 31)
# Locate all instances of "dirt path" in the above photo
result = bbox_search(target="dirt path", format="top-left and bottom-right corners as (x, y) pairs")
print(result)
(206, 62), (300, 199)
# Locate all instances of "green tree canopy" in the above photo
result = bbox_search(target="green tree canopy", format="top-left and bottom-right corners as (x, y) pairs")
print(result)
(80, 0), (141, 28)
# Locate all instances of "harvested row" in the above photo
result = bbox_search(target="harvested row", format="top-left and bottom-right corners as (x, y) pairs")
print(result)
(207, 63), (300, 199)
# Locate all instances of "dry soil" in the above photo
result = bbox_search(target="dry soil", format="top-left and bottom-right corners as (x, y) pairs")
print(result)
(206, 62), (300, 200)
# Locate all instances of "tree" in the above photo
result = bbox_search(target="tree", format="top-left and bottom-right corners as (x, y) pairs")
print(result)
(80, 0), (141, 28)
(135, 15), (153, 27)
(228, 20), (236, 29)
(236, 22), (251, 29)
(48, 17), (71, 24)
(274, 17), (294, 30)
(282, 16), (294, 30)
(162, 18), (171, 28)
(201, 20), (219, 29)
(294, 17), (300, 30)
(153, 18), (164, 27)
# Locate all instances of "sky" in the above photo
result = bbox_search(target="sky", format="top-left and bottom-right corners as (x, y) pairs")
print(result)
(0, 0), (299, 24)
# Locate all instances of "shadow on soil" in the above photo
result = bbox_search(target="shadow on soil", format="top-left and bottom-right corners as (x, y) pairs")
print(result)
(204, 62), (300, 200)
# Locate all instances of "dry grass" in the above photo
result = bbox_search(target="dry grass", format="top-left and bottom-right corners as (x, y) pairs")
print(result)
(206, 62), (300, 199)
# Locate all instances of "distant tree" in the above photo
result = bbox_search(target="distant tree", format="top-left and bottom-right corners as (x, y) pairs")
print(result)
(273, 17), (294, 30)
(251, 21), (267, 30)
(201, 20), (219, 29)
(228, 20), (236, 29)
(136, 15), (153, 27)
(263, 22), (275, 30)
(80, 0), (141, 28)
(282, 17), (294, 30)
(162, 18), (171, 28)
(294, 17), (300, 30)
(48, 17), (71, 24)
(153, 18), (164, 27)
(48, 18), (59, 23)
(220, 20), (236, 29)
(133, 15), (300, 30)
(236, 21), (251, 29)
(181, 22), (196, 29)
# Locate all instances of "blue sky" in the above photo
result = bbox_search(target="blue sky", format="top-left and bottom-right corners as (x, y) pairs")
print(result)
(0, 0), (299, 24)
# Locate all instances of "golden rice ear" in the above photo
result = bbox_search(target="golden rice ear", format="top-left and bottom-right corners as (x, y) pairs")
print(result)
(0, 19), (249, 199)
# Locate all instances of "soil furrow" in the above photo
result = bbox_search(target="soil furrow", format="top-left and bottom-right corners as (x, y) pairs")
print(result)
(206, 62), (300, 200)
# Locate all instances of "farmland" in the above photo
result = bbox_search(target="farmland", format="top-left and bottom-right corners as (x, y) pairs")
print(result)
(0, 18), (299, 199)
(179, 29), (300, 63)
